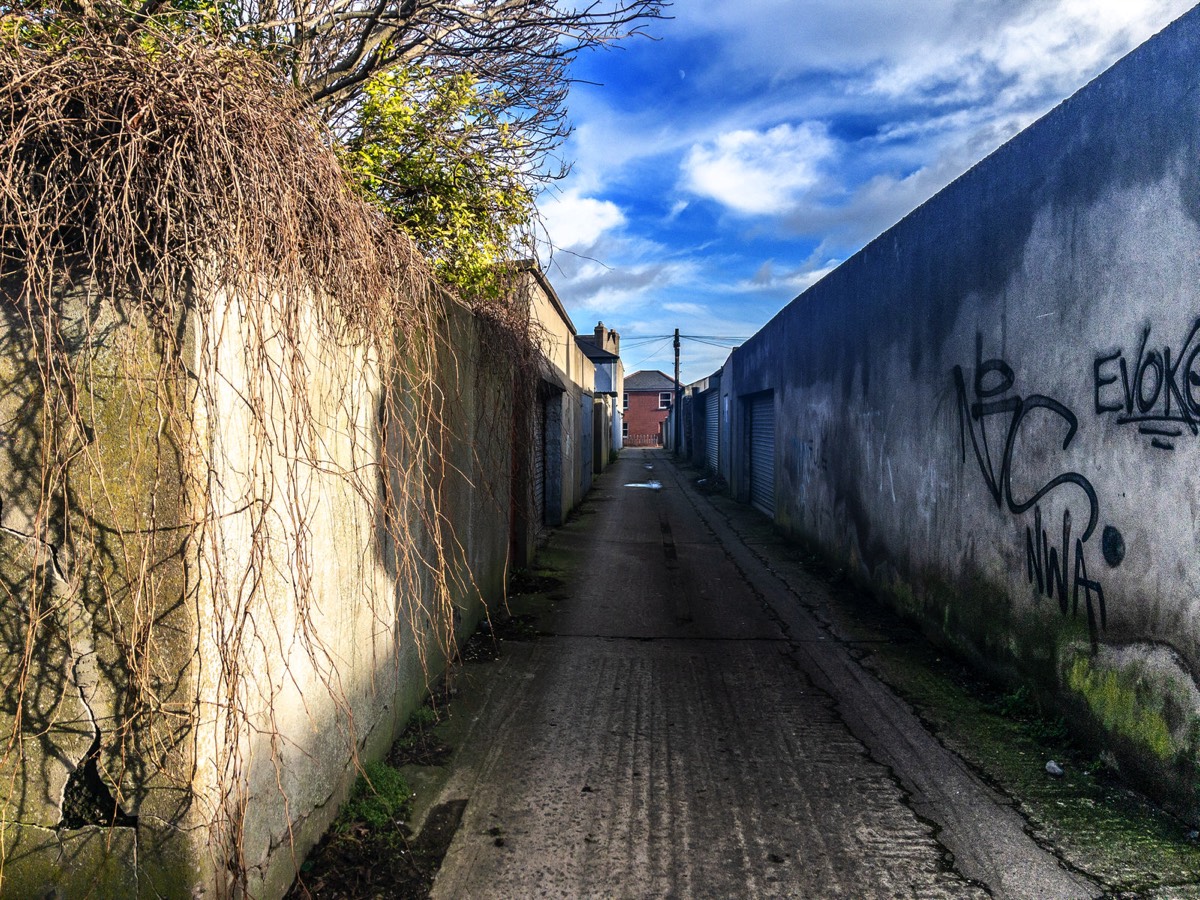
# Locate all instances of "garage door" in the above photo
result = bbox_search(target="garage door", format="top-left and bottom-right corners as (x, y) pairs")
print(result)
(533, 396), (547, 529)
(705, 390), (720, 473)
(748, 393), (775, 517)
(580, 393), (594, 495)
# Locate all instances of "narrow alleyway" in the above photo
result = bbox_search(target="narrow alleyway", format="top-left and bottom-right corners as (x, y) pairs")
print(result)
(426, 450), (1098, 899)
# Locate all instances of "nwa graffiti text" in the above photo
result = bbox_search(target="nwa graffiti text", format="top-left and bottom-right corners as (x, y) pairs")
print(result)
(954, 335), (1108, 642)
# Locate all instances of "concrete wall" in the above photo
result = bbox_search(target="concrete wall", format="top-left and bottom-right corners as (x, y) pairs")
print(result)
(575, 323), (624, 456)
(719, 7), (1200, 812)
(612, 366), (625, 454)
(0, 278), (516, 896)
(675, 374), (719, 471)
(526, 270), (596, 522)
(0, 281), (205, 897)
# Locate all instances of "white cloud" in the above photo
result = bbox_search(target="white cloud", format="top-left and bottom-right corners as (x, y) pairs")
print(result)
(662, 301), (707, 315)
(867, 0), (1193, 109)
(539, 189), (625, 250)
(569, 260), (695, 313)
(672, 0), (1193, 98)
(546, 233), (701, 314)
(541, 0), (1199, 380)
(671, 0), (966, 82)
(743, 259), (841, 295)
(559, 0), (1196, 218)
(681, 123), (837, 215)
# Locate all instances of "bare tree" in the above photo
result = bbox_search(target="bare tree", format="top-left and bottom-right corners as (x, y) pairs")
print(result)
(226, 1), (667, 174)
(15, 0), (665, 283)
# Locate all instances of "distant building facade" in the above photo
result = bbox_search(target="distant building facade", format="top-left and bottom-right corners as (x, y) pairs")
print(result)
(576, 322), (624, 457)
(513, 268), (626, 563)
(623, 370), (677, 447)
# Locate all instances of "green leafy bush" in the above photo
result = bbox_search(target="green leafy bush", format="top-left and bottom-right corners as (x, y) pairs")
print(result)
(340, 761), (412, 831)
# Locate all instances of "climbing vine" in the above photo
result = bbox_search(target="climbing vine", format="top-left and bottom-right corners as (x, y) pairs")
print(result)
(0, 16), (538, 895)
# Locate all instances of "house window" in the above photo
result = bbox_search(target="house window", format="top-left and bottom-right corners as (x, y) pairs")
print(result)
(623, 393), (629, 409)
(622, 422), (628, 438)
(659, 391), (672, 409)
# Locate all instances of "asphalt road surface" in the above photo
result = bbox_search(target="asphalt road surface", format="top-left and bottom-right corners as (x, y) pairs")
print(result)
(428, 449), (1099, 899)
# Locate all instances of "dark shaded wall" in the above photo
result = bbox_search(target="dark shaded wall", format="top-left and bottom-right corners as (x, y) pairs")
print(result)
(724, 7), (1200, 812)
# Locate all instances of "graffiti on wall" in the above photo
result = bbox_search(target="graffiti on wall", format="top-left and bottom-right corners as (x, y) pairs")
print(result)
(954, 335), (1117, 641)
(1094, 319), (1200, 450)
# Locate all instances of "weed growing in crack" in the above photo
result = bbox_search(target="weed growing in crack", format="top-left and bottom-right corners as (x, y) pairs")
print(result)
(338, 761), (413, 836)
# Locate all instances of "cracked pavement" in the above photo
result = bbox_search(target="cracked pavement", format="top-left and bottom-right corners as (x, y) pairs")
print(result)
(425, 449), (1100, 899)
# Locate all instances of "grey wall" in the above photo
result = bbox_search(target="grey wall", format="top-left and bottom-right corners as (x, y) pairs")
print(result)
(724, 6), (1200, 811)
(0, 284), (517, 898)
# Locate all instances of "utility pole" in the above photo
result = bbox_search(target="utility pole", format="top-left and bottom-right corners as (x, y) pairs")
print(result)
(673, 328), (681, 454)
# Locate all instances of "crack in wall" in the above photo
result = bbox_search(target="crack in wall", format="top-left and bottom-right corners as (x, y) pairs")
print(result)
(0, 497), (133, 829)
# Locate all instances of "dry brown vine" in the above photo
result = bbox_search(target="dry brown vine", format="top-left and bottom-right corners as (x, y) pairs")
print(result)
(0, 17), (539, 896)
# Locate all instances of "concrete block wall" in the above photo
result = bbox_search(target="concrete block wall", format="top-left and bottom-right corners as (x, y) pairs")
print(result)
(0, 279), (515, 897)
(527, 269), (597, 521)
(721, 6), (1200, 812)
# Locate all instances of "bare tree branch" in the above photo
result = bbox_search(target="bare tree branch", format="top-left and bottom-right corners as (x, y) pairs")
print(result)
(233, 0), (667, 185)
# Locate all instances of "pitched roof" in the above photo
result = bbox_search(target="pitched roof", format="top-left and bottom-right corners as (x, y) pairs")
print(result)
(624, 370), (677, 392)
(575, 336), (619, 362)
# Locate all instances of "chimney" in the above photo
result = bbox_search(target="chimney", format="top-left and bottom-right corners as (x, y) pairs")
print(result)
(593, 322), (619, 355)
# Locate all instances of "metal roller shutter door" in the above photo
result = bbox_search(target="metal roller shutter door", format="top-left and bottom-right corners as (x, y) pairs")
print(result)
(748, 393), (775, 517)
(705, 390), (720, 473)
(580, 394), (594, 494)
(533, 397), (547, 528)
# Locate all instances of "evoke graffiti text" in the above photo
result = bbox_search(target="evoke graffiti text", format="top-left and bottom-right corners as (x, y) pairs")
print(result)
(1094, 318), (1200, 450)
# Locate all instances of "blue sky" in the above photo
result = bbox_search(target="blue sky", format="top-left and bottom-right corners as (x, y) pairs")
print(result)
(536, 0), (1197, 383)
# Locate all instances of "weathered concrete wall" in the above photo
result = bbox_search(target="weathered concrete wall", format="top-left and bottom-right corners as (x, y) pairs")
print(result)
(527, 270), (596, 521)
(0, 280), (207, 898)
(723, 7), (1200, 812)
(0, 279), (515, 896)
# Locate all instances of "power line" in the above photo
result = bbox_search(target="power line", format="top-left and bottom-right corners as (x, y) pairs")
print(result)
(625, 337), (673, 369)
(687, 336), (742, 350)
(619, 334), (750, 347)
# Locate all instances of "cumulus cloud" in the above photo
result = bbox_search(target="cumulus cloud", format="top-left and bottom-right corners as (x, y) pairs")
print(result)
(568, 262), (695, 313)
(662, 301), (707, 315)
(546, 234), (700, 313)
(681, 123), (837, 215)
(745, 259), (841, 295)
(865, 0), (1191, 110)
(539, 189), (626, 250)
(672, 0), (1192, 101)
(535, 0), (1196, 380)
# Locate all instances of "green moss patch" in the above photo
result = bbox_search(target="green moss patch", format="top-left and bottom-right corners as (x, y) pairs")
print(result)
(339, 761), (412, 833)
(849, 603), (1200, 894)
(1065, 654), (1177, 763)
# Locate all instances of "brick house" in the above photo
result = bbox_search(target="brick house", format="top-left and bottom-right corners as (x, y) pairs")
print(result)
(623, 370), (678, 447)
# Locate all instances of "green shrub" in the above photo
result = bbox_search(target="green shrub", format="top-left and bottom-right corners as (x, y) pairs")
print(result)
(340, 761), (412, 831)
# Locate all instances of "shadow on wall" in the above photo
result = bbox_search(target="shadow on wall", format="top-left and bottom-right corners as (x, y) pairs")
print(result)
(710, 7), (1200, 820)
(0, 274), (197, 895)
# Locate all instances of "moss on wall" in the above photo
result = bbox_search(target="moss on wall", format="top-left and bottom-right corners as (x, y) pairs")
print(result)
(1064, 653), (1176, 762)
(810, 518), (1200, 819)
